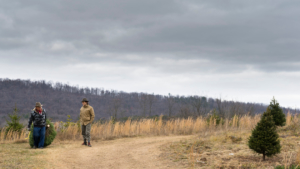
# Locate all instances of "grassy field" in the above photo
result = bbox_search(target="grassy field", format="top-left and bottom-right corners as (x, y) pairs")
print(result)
(1, 113), (262, 142)
(51, 114), (261, 141)
(1, 113), (300, 168)
(0, 141), (47, 169)
(161, 124), (300, 168)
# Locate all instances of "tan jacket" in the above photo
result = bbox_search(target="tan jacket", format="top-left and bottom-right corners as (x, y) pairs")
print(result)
(80, 105), (95, 125)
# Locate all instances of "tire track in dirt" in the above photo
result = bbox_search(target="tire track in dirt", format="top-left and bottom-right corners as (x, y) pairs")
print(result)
(43, 135), (193, 169)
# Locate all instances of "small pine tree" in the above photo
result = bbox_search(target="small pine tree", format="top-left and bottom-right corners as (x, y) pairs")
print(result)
(64, 115), (72, 128)
(269, 97), (286, 127)
(248, 107), (281, 160)
(5, 104), (24, 136)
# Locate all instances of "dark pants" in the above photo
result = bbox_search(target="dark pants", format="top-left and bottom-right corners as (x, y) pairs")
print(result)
(33, 126), (46, 148)
(82, 123), (91, 142)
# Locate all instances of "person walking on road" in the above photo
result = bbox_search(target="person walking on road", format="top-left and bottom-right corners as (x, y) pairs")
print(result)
(80, 98), (95, 147)
(28, 102), (47, 149)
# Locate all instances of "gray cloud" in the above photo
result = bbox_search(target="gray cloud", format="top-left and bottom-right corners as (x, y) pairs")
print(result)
(0, 0), (300, 107)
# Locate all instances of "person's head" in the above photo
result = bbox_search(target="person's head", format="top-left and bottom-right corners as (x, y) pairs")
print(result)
(35, 102), (43, 111)
(82, 98), (89, 106)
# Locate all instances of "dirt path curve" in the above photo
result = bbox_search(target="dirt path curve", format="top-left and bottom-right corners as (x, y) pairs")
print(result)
(43, 135), (193, 169)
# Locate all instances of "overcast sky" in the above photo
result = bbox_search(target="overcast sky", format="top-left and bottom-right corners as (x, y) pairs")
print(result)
(0, 0), (299, 108)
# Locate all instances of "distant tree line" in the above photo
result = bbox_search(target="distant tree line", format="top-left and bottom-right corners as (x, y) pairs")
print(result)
(0, 78), (297, 126)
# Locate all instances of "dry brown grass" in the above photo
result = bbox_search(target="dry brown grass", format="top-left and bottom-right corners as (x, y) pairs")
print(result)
(162, 113), (300, 169)
(1, 113), (298, 143)
(0, 142), (47, 168)
(0, 128), (47, 168)
(53, 114), (264, 141)
(0, 128), (28, 143)
(164, 130), (300, 168)
(1, 113), (300, 168)
(296, 148), (300, 165)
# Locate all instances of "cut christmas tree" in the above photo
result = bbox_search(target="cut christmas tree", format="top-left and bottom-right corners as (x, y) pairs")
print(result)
(29, 119), (57, 148)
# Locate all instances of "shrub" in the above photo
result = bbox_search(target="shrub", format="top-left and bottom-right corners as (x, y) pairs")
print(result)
(64, 115), (73, 128)
(248, 107), (281, 160)
(297, 148), (300, 165)
(275, 165), (300, 169)
(207, 109), (223, 126)
(5, 105), (24, 136)
(29, 119), (57, 147)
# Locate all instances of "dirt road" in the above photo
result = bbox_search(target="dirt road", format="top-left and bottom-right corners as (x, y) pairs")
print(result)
(42, 135), (193, 169)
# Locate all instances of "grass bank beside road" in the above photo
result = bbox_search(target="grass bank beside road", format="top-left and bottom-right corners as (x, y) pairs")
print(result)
(163, 127), (300, 168)
(0, 142), (47, 168)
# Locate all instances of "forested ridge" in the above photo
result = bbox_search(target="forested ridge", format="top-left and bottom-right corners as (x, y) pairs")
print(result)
(0, 78), (295, 126)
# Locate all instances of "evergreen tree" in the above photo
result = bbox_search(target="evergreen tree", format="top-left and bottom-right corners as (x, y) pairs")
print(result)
(248, 107), (281, 160)
(5, 104), (24, 136)
(269, 97), (286, 127)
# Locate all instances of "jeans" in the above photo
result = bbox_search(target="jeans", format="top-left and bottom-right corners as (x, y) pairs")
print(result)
(33, 126), (46, 148)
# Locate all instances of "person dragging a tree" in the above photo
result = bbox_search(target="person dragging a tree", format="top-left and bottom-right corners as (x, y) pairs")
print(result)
(80, 98), (95, 147)
(27, 102), (47, 149)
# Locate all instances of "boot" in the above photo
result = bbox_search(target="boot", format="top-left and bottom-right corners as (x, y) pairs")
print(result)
(82, 139), (87, 146)
(88, 142), (92, 147)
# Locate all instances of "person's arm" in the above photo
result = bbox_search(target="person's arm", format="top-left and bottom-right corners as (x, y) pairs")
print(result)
(90, 108), (95, 123)
(27, 113), (34, 130)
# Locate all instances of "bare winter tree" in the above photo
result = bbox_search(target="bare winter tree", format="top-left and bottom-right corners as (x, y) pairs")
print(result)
(216, 97), (227, 118)
(201, 97), (209, 115)
(190, 96), (203, 116)
(138, 93), (148, 116)
(166, 94), (175, 117)
(0, 78), (273, 125)
(246, 103), (255, 116)
(106, 91), (122, 120)
(229, 101), (244, 117)
(179, 103), (192, 118)
(177, 97), (192, 118)
(147, 94), (156, 116)
(111, 97), (122, 119)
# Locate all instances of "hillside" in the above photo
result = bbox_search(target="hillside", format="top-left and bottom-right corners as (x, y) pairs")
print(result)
(0, 78), (291, 125)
